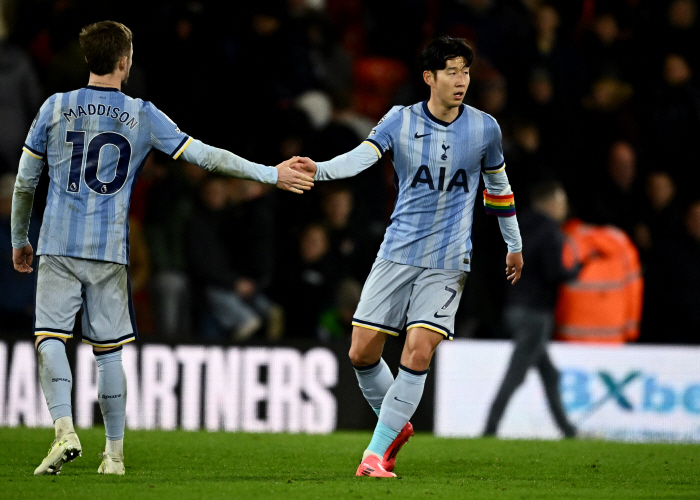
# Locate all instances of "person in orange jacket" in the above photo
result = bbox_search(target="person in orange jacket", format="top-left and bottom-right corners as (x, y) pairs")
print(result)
(555, 219), (643, 343)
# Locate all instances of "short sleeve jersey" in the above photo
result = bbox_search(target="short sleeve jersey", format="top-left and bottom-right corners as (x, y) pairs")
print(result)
(364, 101), (505, 271)
(23, 86), (193, 264)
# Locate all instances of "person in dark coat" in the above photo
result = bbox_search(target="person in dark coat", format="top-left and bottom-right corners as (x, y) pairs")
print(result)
(484, 180), (579, 438)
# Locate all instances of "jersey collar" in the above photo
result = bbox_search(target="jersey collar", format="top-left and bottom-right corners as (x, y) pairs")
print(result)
(422, 101), (464, 127)
(84, 85), (120, 92)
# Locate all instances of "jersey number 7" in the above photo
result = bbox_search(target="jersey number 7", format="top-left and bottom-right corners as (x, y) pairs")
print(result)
(65, 130), (132, 195)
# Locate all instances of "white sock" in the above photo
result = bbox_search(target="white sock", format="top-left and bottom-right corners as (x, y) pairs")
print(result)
(105, 439), (123, 457)
(55, 416), (75, 439)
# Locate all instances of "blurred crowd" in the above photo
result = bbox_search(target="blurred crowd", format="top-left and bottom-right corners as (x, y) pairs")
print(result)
(1, 0), (699, 344)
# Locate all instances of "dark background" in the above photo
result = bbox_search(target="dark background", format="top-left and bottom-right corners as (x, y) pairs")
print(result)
(1, 0), (700, 345)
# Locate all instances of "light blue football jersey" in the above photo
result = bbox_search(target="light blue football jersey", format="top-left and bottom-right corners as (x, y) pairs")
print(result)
(364, 101), (505, 271)
(23, 86), (193, 264)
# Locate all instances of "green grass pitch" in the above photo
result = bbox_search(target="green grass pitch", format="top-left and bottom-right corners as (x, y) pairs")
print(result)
(1, 427), (698, 499)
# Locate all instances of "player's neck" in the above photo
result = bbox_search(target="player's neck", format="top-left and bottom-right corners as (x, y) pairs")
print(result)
(87, 72), (122, 91)
(426, 98), (460, 124)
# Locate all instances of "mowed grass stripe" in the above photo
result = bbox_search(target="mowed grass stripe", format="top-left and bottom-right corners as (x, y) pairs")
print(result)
(1, 427), (698, 499)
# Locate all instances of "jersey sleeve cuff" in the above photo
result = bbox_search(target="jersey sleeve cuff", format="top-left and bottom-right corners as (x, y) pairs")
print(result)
(12, 238), (30, 249)
(22, 144), (44, 160)
(482, 161), (505, 174)
(363, 139), (383, 158)
(171, 136), (193, 159)
(508, 244), (523, 253)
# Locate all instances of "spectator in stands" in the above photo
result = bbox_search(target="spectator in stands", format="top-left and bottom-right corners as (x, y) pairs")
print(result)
(145, 157), (199, 339)
(502, 119), (554, 205)
(0, 35), (42, 174)
(589, 141), (643, 237)
(579, 76), (638, 172)
(522, 3), (586, 111)
(304, 12), (353, 94)
(278, 223), (338, 338)
(647, 53), (700, 187)
(186, 177), (280, 341)
(224, 178), (284, 340)
(484, 180), (578, 438)
(473, 70), (508, 121)
(642, 200), (700, 345)
(519, 68), (576, 185)
(319, 184), (376, 282)
(580, 11), (633, 83)
(318, 278), (362, 342)
(635, 172), (682, 260)
(663, 0), (700, 74)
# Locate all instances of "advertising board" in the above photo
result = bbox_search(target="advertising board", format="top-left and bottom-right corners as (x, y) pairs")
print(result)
(435, 340), (700, 442)
(0, 338), (435, 432)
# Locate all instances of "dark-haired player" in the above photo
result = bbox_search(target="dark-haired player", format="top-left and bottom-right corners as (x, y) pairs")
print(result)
(292, 36), (523, 477)
(11, 20), (313, 476)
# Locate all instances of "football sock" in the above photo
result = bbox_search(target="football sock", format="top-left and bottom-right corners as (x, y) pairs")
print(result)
(105, 438), (123, 457)
(54, 416), (76, 438)
(95, 347), (127, 441)
(37, 338), (73, 422)
(353, 358), (394, 417)
(366, 422), (399, 458)
(367, 364), (427, 456)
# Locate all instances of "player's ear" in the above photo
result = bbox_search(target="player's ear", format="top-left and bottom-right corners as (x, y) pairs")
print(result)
(423, 70), (434, 87)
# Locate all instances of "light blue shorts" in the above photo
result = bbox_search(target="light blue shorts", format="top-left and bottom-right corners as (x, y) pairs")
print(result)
(352, 258), (467, 340)
(34, 255), (137, 347)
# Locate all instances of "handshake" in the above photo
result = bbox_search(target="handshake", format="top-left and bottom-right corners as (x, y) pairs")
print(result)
(274, 156), (318, 194)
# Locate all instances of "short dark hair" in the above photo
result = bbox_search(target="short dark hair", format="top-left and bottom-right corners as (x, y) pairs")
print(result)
(79, 21), (132, 76)
(531, 180), (565, 205)
(420, 36), (474, 73)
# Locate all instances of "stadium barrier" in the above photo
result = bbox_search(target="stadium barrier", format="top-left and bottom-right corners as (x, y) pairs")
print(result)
(4, 337), (697, 441)
(435, 340), (700, 442)
(0, 338), (435, 433)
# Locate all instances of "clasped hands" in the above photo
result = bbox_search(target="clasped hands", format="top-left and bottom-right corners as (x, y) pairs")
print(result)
(274, 157), (318, 194)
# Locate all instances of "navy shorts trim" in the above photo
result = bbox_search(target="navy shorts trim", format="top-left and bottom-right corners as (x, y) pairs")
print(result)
(81, 333), (135, 347)
(351, 317), (402, 335)
(406, 320), (453, 340)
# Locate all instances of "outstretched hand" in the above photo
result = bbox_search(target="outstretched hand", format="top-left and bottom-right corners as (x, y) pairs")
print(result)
(505, 251), (523, 284)
(13, 244), (34, 273)
(275, 157), (315, 194)
(289, 157), (318, 179)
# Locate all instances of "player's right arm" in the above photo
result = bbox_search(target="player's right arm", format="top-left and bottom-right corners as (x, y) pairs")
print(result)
(291, 142), (379, 180)
(11, 97), (52, 273)
(145, 102), (313, 193)
(12, 152), (44, 273)
(291, 107), (402, 181)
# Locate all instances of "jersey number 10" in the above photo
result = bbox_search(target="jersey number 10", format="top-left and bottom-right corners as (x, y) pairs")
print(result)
(65, 130), (132, 195)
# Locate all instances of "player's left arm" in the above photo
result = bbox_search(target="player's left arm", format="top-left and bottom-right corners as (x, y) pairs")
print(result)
(481, 116), (523, 284)
(11, 152), (45, 273)
(146, 102), (313, 193)
(179, 140), (313, 194)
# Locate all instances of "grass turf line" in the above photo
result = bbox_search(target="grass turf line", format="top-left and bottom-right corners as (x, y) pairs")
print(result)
(1, 427), (698, 499)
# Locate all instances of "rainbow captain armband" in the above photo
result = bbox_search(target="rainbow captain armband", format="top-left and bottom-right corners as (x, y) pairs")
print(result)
(483, 189), (516, 217)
